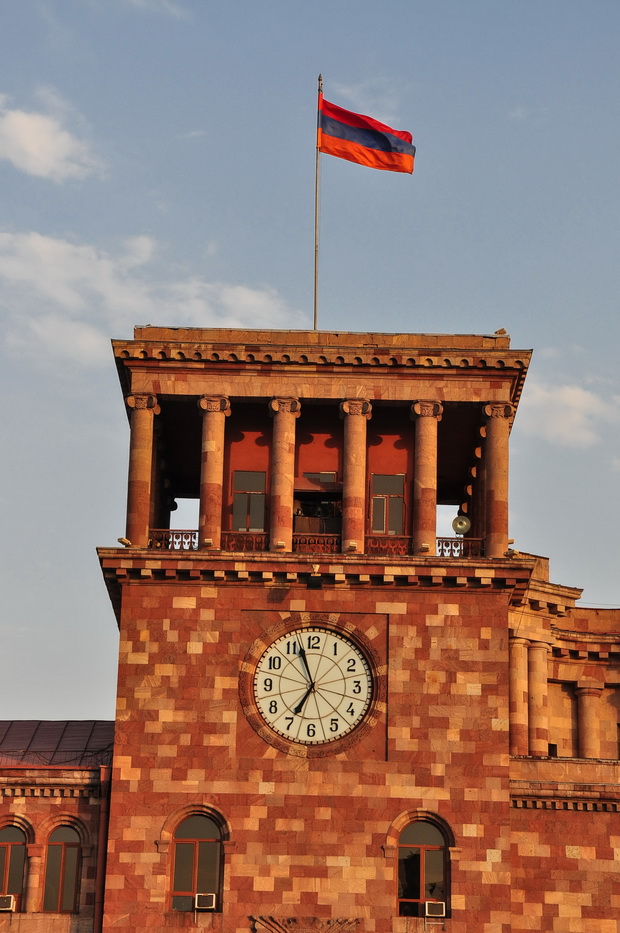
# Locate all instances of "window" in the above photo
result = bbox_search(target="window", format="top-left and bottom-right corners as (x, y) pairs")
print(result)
(232, 471), (266, 531)
(171, 815), (222, 912)
(43, 826), (81, 913)
(0, 826), (26, 910)
(398, 820), (448, 917)
(371, 474), (405, 535)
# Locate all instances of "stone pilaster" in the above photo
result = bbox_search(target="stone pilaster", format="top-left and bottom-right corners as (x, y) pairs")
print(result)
(340, 400), (372, 553)
(411, 401), (443, 555)
(576, 685), (604, 759)
(268, 398), (300, 551)
(482, 403), (513, 558)
(198, 396), (230, 549)
(25, 844), (43, 912)
(509, 636), (530, 756)
(527, 640), (550, 756)
(125, 393), (160, 547)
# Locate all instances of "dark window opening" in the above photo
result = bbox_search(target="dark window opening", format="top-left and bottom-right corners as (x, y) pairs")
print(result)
(43, 826), (81, 913)
(171, 815), (222, 912)
(398, 820), (447, 917)
(294, 473), (341, 534)
(548, 743), (558, 757)
(232, 471), (266, 531)
(371, 474), (405, 535)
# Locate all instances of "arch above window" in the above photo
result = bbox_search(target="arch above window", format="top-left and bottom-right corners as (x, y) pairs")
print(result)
(397, 818), (450, 918)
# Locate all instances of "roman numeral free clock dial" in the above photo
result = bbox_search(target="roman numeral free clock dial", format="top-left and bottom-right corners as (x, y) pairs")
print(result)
(252, 627), (374, 746)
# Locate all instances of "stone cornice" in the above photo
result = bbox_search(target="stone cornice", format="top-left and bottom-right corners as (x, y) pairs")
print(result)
(0, 769), (103, 799)
(98, 547), (534, 626)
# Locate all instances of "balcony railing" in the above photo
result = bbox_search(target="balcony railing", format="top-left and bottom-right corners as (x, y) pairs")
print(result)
(366, 536), (412, 556)
(220, 532), (269, 552)
(437, 537), (484, 558)
(293, 534), (341, 554)
(151, 529), (198, 550)
(149, 529), (484, 557)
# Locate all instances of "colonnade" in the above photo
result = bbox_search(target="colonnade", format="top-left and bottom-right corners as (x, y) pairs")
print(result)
(509, 635), (604, 758)
(124, 393), (512, 557)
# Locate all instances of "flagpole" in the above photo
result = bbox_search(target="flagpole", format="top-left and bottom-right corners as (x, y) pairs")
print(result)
(313, 74), (323, 331)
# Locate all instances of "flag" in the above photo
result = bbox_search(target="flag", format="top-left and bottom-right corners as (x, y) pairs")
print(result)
(318, 95), (415, 174)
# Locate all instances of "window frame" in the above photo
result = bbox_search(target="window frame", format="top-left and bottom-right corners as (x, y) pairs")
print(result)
(0, 825), (26, 911)
(397, 820), (449, 918)
(370, 474), (406, 536)
(232, 470), (267, 532)
(170, 815), (223, 913)
(42, 826), (81, 914)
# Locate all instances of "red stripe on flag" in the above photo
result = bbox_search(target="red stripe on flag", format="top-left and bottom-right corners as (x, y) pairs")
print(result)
(319, 133), (414, 174)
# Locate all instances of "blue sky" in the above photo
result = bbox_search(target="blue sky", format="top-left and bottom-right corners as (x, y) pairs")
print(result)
(1, 0), (619, 719)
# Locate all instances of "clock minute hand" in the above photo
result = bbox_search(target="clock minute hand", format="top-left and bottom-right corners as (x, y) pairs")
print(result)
(297, 643), (313, 684)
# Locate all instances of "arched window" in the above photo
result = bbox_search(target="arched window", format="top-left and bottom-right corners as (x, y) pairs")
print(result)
(171, 815), (222, 912)
(43, 826), (81, 912)
(398, 820), (448, 917)
(0, 826), (26, 910)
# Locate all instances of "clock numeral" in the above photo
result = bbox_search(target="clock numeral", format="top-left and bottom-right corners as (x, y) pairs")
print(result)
(269, 700), (278, 714)
(307, 635), (320, 650)
(329, 717), (339, 733)
(307, 723), (316, 737)
(268, 656), (281, 670)
(347, 658), (357, 672)
(286, 641), (298, 655)
(284, 717), (294, 731)
(332, 642), (338, 656)
(352, 680), (361, 694)
(264, 678), (273, 692)
(346, 702), (355, 717)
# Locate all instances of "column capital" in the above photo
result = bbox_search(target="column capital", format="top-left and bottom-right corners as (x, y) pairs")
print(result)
(340, 398), (372, 418)
(509, 634), (530, 648)
(575, 684), (604, 698)
(483, 402), (513, 420)
(26, 844), (44, 859)
(198, 395), (230, 415)
(125, 393), (160, 414)
(411, 400), (443, 419)
(269, 397), (301, 416)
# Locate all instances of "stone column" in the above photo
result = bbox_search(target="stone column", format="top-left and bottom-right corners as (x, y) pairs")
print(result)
(527, 640), (549, 756)
(576, 685), (603, 759)
(268, 398), (300, 551)
(25, 844), (43, 912)
(411, 401), (443, 555)
(198, 396), (230, 549)
(482, 403), (513, 558)
(509, 636), (529, 756)
(125, 394), (160, 547)
(340, 400), (372, 553)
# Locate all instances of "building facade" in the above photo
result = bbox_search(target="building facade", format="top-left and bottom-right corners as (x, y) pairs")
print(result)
(1, 327), (619, 932)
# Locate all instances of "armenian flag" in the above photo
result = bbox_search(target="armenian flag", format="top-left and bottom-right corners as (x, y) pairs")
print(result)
(318, 95), (415, 174)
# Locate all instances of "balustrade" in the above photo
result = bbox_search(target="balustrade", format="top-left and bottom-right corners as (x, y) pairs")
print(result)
(148, 529), (484, 557)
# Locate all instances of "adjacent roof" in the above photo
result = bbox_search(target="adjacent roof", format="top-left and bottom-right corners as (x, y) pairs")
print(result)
(0, 721), (114, 767)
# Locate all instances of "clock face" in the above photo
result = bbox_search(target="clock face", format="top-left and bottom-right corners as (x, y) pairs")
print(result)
(252, 626), (374, 746)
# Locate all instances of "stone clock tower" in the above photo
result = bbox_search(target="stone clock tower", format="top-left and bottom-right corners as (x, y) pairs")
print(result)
(95, 327), (620, 933)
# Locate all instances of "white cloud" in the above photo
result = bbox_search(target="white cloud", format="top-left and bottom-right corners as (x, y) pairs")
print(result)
(121, 0), (188, 18)
(0, 92), (102, 182)
(330, 78), (412, 128)
(0, 231), (304, 370)
(518, 380), (620, 448)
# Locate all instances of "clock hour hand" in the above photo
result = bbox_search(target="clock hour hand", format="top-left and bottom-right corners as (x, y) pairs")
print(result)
(293, 681), (314, 715)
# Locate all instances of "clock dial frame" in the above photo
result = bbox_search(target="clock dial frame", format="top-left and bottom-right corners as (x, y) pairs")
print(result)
(241, 616), (384, 757)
